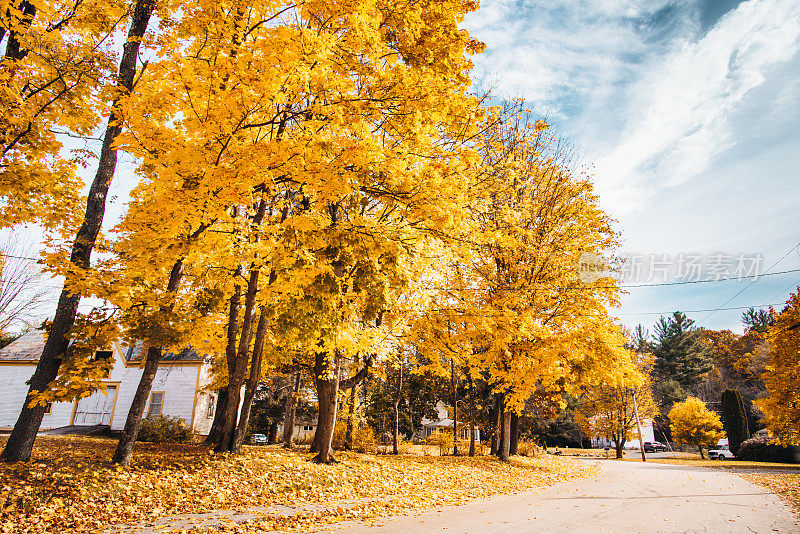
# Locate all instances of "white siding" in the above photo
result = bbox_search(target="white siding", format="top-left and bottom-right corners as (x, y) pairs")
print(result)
(109, 364), (201, 431)
(0, 365), (74, 429)
(0, 354), (206, 433)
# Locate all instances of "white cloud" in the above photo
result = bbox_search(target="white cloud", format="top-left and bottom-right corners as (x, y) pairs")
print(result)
(589, 0), (800, 214)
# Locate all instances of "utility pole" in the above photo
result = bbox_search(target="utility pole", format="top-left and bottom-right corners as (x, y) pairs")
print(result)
(632, 389), (646, 462)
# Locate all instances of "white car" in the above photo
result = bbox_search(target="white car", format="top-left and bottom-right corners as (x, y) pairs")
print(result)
(708, 444), (735, 460)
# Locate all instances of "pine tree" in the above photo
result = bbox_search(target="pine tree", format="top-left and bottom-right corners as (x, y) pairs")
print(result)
(652, 312), (712, 390)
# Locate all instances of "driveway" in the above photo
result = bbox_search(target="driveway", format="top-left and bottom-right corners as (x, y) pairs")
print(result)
(321, 459), (798, 533)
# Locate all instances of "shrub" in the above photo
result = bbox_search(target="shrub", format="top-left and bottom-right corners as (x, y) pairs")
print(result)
(137, 415), (193, 443)
(424, 430), (453, 456)
(517, 441), (540, 457)
(332, 419), (377, 453)
(737, 435), (798, 463)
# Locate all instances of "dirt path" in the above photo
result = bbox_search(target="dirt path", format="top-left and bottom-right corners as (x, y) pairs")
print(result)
(321, 459), (799, 533)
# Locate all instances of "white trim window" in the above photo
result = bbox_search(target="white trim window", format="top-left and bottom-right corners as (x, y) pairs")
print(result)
(147, 392), (164, 417)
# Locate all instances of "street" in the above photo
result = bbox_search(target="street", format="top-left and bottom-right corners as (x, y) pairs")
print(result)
(322, 460), (798, 533)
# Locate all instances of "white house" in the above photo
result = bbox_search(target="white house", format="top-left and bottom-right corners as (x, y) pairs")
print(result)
(419, 400), (480, 441)
(589, 421), (657, 449)
(0, 331), (218, 435)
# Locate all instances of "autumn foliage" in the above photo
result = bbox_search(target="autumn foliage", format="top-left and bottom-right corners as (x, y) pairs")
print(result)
(668, 397), (723, 458)
(0, 436), (596, 534)
(756, 289), (800, 446)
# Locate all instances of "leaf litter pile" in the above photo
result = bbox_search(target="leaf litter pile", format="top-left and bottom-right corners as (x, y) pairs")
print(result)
(0, 436), (598, 533)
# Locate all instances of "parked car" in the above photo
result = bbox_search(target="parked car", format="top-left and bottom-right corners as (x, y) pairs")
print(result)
(251, 433), (267, 445)
(708, 444), (735, 460)
(643, 441), (668, 453)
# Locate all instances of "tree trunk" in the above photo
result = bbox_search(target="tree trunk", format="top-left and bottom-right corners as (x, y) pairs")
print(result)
(614, 436), (624, 459)
(451, 359), (458, 457)
(393, 362), (403, 455)
(217, 202), (266, 453)
(509, 413), (519, 456)
(267, 421), (278, 445)
(231, 306), (269, 453)
(111, 346), (161, 465)
(490, 397), (500, 456)
(206, 285), (240, 449)
(496, 395), (507, 458)
(206, 389), (228, 445)
(3, 0), (36, 62)
(312, 352), (340, 464)
(699, 446), (706, 460)
(111, 259), (184, 466)
(282, 373), (299, 448)
(0, 0), (155, 464)
(499, 410), (512, 462)
(344, 383), (357, 451)
(467, 373), (476, 457)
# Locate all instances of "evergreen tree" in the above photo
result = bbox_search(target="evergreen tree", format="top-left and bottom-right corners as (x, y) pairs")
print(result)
(651, 312), (712, 390)
(720, 389), (749, 455)
(741, 307), (774, 333)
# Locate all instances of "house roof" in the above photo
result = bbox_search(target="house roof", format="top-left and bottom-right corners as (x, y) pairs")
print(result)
(422, 418), (454, 428)
(0, 331), (202, 363)
(124, 341), (203, 362)
(0, 330), (46, 360)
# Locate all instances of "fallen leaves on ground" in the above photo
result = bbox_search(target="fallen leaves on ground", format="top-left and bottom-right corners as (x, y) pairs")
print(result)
(0, 437), (599, 533)
(631, 458), (800, 470)
(739, 473), (800, 517)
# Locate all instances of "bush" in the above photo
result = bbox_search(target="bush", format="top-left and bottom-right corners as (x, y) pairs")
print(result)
(517, 441), (541, 457)
(332, 420), (377, 453)
(424, 430), (453, 456)
(737, 435), (798, 463)
(137, 415), (193, 443)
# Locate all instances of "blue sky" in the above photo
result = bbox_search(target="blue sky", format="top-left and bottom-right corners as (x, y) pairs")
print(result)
(464, 0), (800, 334)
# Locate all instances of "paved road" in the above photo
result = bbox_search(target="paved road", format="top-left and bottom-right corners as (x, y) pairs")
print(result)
(322, 460), (798, 534)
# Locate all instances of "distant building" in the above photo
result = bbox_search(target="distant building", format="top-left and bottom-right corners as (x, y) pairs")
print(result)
(589, 421), (657, 449)
(0, 331), (216, 434)
(419, 400), (480, 441)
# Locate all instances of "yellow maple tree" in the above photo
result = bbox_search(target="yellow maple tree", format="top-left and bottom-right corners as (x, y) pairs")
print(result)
(668, 397), (723, 458)
(755, 289), (800, 446)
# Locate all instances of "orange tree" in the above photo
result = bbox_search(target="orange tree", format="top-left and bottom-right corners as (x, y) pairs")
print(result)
(756, 289), (800, 446)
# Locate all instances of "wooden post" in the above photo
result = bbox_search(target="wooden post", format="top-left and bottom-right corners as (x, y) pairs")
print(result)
(632, 389), (646, 462)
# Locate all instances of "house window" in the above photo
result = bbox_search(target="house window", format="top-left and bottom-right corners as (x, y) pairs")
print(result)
(44, 402), (52, 415)
(94, 350), (113, 361)
(303, 425), (313, 431)
(207, 395), (215, 418)
(148, 392), (164, 417)
(92, 350), (113, 378)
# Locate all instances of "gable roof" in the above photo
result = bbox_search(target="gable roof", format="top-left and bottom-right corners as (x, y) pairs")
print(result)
(0, 330), (45, 361)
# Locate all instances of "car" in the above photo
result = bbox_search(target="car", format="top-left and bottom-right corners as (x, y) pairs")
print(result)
(708, 444), (735, 460)
(643, 441), (668, 453)
(251, 433), (267, 445)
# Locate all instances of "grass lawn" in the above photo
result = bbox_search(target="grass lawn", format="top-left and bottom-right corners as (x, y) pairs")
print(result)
(0, 436), (598, 534)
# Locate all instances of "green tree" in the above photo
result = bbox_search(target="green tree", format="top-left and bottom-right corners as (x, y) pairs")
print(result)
(652, 312), (711, 391)
(720, 389), (749, 455)
(741, 308), (774, 333)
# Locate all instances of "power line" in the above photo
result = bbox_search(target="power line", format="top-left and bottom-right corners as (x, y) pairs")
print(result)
(402, 302), (786, 319)
(421, 267), (800, 292)
(699, 240), (800, 323)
